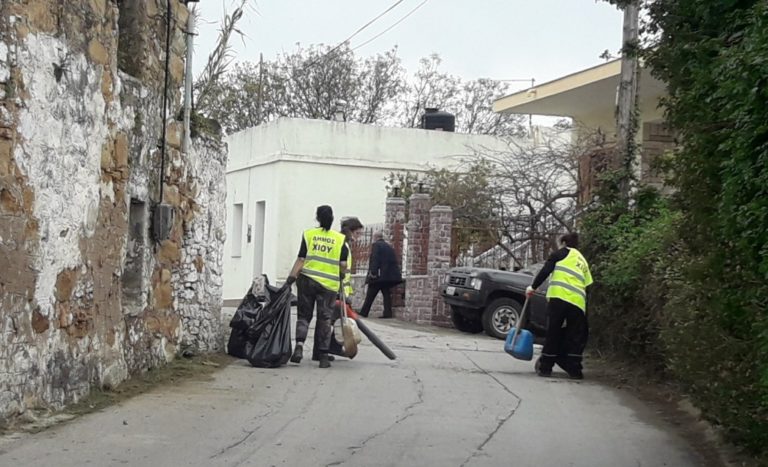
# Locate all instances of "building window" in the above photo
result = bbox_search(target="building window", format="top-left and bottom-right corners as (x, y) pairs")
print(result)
(231, 203), (244, 257)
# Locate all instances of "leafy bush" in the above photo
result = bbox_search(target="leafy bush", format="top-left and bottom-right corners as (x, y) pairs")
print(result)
(582, 188), (680, 367)
(585, 0), (768, 457)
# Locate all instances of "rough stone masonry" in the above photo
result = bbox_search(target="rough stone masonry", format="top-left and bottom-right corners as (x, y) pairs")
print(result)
(0, 1), (226, 420)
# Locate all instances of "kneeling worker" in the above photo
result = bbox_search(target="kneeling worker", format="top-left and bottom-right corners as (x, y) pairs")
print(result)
(526, 232), (592, 379)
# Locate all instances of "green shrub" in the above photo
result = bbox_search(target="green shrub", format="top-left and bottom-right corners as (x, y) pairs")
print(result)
(582, 188), (680, 366)
(585, 0), (768, 457)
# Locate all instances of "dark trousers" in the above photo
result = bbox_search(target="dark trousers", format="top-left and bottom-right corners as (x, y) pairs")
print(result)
(359, 283), (393, 318)
(295, 275), (335, 353)
(539, 298), (589, 375)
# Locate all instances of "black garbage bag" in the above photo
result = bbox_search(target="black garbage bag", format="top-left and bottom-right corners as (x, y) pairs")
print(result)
(230, 301), (262, 331)
(253, 274), (299, 306)
(227, 329), (251, 359)
(246, 284), (293, 368)
(227, 287), (265, 359)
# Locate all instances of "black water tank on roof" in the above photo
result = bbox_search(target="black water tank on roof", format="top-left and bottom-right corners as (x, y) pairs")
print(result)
(421, 108), (455, 132)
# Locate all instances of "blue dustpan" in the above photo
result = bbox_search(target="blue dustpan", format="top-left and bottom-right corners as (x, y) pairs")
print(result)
(504, 297), (534, 360)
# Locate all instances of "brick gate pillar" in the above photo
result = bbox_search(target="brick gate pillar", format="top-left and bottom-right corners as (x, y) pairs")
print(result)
(384, 197), (406, 311)
(403, 193), (431, 322)
(406, 193), (431, 276)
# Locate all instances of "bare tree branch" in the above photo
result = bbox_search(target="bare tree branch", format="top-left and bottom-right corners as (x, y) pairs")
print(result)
(194, 0), (250, 109)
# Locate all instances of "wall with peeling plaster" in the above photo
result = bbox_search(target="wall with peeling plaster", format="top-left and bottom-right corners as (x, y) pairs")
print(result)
(0, 0), (226, 421)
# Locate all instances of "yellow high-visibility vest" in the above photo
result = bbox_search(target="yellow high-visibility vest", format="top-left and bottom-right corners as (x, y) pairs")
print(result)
(301, 228), (346, 292)
(343, 244), (354, 297)
(546, 248), (593, 312)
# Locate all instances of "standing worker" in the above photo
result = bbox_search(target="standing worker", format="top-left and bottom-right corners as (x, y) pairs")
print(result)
(526, 232), (592, 379)
(340, 217), (365, 301)
(284, 205), (348, 369)
(359, 231), (402, 319)
(322, 216), (364, 360)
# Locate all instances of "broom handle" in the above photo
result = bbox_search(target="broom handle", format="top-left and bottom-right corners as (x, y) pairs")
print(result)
(512, 296), (531, 346)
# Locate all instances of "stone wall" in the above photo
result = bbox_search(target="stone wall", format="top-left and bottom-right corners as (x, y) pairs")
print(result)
(0, 1), (225, 420)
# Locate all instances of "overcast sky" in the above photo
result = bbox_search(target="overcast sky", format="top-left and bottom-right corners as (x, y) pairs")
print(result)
(193, 0), (623, 92)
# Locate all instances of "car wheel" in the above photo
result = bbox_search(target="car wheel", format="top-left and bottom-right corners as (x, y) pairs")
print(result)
(450, 307), (484, 334)
(482, 298), (522, 340)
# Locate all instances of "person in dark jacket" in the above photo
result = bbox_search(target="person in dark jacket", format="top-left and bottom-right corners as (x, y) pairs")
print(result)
(359, 232), (402, 318)
(526, 232), (592, 379)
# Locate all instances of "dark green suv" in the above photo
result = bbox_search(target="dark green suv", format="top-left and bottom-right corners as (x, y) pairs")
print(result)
(441, 264), (549, 339)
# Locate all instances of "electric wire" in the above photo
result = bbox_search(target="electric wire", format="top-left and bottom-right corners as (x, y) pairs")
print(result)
(352, 0), (430, 52)
(304, 0), (407, 68)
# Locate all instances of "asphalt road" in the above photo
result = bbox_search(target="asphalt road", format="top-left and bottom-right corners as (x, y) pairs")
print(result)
(0, 312), (705, 467)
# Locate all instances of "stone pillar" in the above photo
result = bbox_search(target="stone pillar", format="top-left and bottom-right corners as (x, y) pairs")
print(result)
(428, 205), (453, 327)
(384, 197), (406, 265)
(406, 193), (431, 276)
(384, 197), (406, 311)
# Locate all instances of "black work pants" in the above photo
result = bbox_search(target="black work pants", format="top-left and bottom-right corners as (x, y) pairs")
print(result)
(295, 275), (335, 354)
(359, 283), (393, 318)
(539, 298), (589, 375)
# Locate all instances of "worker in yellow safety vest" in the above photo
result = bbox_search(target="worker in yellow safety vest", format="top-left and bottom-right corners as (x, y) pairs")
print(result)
(526, 232), (592, 379)
(340, 217), (365, 299)
(285, 205), (348, 368)
(320, 216), (365, 360)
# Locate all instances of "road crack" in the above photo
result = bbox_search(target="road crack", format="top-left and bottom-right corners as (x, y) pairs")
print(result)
(210, 408), (274, 459)
(459, 351), (522, 467)
(324, 368), (425, 467)
(226, 376), (327, 467)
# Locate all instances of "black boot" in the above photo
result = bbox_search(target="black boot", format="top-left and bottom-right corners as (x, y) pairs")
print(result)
(290, 344), (303, 364)
(535, 357), (552, 377)
(312, 353), (335, 362)
(318, 354), (331, 368)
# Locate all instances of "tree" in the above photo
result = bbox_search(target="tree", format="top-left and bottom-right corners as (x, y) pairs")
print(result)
(399, 54), (460, 129)
(384, 131), (585, 268)
(471, 130), (585, 266)
(457, 79), (526, 137)
(399, 55), (526, 137)
(199, 44), (405, 133)
(385, 161), (499, 263)
(201, 45), (524, 136)
(200, 61), (262, 132)
(641, 0), (768, 456)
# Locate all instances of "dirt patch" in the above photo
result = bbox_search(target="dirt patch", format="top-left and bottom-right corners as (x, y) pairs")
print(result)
(0, 353), (234, 435)
(586, 354), (759, 467)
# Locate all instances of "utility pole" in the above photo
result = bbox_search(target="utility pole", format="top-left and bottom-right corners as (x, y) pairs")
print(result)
(257, 53), (264, 125)
(615, 0), (640, 198)
(182, 6), (196, 154)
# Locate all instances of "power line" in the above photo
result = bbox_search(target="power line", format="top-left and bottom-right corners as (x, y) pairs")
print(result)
(352, 0), (429, 52)
(304, 0), (407, 68)
(352, 0), (430, 52)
